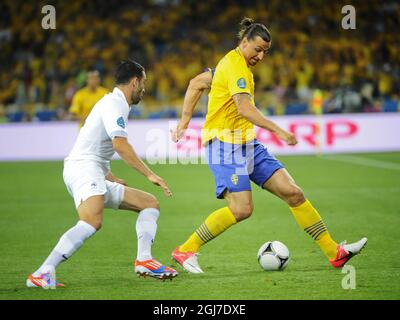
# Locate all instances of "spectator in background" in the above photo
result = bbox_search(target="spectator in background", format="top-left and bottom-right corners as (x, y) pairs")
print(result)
(1, 0), (399, 119)
(68, 70), (109, 127)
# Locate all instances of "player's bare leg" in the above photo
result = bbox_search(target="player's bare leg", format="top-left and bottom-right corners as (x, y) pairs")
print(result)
(224, 190), (254, 222)
(27, 196), (103, 289)
(263, 168), (367, 267)
(262, 168), (304, 207)
(119, 186), (160, 212)
(172, 190), (253, 273)
(120, 186), (177, 280)
(78, 195), (105, 230)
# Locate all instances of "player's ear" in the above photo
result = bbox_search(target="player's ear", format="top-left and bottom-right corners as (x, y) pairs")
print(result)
(241, 37), (248, 48)
(129, 77), (139, 89)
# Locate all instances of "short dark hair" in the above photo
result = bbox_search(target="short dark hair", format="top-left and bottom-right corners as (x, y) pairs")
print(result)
(87, 66), (100, 73)
(115, 60), (145, 85)
(87, 68), (100, 76)
(237, 17), (271, 43)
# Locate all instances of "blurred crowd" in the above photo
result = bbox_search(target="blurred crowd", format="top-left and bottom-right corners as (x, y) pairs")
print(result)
(0, 0), (399, 122)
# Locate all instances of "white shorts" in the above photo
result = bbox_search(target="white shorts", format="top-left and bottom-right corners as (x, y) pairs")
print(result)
(63, 160), (125, 209)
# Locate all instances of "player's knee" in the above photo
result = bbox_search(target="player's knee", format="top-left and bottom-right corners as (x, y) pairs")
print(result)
(83, 218), (102, 231)
(143, 194), (160, 211)
(239, 204), (253, 221)
(230, 203), (254, 222)
(93, 221), (102, 231)
(285, 185), (305, 207)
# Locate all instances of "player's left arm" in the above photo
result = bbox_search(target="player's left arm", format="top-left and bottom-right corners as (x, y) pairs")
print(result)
(112, 137), (172, 197)
(227, 63), (297, 145)
(171, 70), (212, 142)
(101, 101), (172, 197)
(233, 93), (298, 145)
(105, 171), (128, 186)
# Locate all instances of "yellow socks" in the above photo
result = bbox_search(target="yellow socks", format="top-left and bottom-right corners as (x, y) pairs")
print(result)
(179, 200), (337, 259)
(180, 207), (237, 253)
(290, 199), (338, 260)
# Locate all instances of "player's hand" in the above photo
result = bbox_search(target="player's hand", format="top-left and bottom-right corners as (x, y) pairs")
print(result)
(170, 125), (186, 143)
(279, 131), (298, 146)
(147, 173), (172, 197)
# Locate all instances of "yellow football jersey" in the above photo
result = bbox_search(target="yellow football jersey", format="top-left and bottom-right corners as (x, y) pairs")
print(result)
(202, 47), (256, 145)
(69, 86), (109, 127)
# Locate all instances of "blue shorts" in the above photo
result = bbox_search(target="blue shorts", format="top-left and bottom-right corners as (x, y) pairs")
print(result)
(205, 139), (284, 199)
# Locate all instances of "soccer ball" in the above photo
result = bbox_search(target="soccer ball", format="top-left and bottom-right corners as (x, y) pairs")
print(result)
(257, 241), (290, 271)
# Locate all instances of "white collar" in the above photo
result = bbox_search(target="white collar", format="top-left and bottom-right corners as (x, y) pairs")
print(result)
(113, 87), (130, 108)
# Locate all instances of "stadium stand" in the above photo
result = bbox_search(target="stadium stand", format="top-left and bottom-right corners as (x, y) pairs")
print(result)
(0, 0), (399, 121)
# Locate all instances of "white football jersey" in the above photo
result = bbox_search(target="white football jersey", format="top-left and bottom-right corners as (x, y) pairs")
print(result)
(65, 87), (130, 165)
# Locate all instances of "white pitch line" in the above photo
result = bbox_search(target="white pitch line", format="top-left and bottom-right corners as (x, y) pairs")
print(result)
(321, 154), (400, 171)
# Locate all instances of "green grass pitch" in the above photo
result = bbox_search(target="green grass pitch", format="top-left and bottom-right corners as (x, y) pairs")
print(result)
(0, 152), (399, 300)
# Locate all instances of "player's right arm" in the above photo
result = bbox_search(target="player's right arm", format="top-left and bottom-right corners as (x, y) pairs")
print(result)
(112, 137), (172, 197)
(171, 70), (212, 142)
(233, 93), (297, 145)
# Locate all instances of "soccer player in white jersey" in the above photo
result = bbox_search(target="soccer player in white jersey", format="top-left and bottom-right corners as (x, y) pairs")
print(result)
(27, 60), (177, 289)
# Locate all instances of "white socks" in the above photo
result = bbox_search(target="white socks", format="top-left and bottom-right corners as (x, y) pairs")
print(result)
(34, 220), (96, 275)
(33, 208), (160, 275)
(136, 208), (160, 261)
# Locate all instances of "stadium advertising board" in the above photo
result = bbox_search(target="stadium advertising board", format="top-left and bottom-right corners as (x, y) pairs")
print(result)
(0, 113), (399, 161)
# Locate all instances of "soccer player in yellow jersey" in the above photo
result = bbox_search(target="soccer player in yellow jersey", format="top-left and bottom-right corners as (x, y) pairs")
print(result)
(69, 69), (109, 127)
(171, 18), (367, 273)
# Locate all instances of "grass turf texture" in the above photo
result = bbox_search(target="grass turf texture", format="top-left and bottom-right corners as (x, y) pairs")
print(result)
(0, 152), (399, 300)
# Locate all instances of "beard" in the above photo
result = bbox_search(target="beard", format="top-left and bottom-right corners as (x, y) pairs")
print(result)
(131, 90), (143, 105)
(131, 96), (141, 105)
